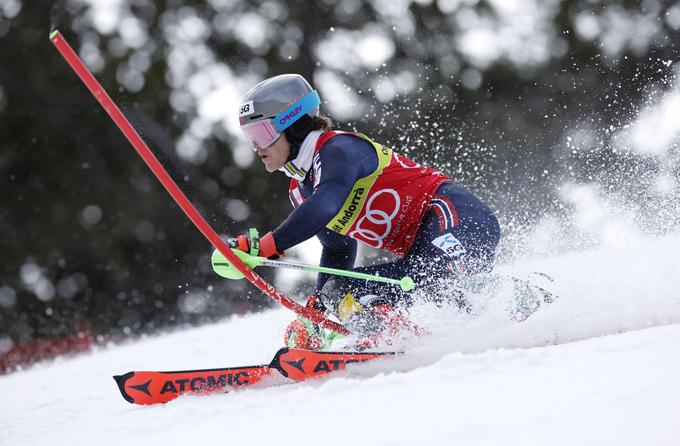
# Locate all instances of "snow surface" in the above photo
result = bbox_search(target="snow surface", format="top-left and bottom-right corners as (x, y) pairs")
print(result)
(1, 232), (679, 445)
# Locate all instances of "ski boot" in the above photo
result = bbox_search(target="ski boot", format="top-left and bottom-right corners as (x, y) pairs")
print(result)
(319, 278), (422, 350)
(345, 300), (422, 350)
(509, 272), (558, 321)
(284, 295), (343, 351)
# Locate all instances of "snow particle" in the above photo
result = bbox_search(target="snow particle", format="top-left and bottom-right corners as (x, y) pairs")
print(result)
(0, 286), (16, 307)
(461, 69), (483, 90)
(178, 290), (209, 314)
(225, 199), (250, 222)
(134, 221), (156, 243)
(20, 263), (41, 286)
(0, 337), (13, 355)
(56, 277), (80, 299)
(80, 205), (103, 227)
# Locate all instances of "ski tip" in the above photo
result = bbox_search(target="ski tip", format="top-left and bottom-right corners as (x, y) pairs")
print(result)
(113, 372), (135, 404)
(49, 29), (59, 40)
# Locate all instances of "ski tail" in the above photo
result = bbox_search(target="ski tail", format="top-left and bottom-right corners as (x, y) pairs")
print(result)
(113, 364), (275, 405)
(114, 348), (397, 405)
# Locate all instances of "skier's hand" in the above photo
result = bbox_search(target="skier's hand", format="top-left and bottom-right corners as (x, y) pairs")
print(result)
(227, 228), (283, 259)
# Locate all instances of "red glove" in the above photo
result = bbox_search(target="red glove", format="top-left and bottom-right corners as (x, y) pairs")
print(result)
(228, 228), (283, 259)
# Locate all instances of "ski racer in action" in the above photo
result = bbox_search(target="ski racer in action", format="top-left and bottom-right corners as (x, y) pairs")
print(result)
(230, 74), (500, 350)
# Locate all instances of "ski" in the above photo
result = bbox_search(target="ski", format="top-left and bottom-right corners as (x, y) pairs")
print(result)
(114, 347), (395, 405)
(272, 347), (393, 380)
(114, 365), (276, 405)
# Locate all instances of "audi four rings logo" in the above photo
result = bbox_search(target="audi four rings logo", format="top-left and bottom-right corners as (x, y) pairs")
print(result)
(395, 153), (421, 169)
(350, 189), (400, 248)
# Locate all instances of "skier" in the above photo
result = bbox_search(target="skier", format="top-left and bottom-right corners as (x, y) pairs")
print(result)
(231, 74), (500, 349)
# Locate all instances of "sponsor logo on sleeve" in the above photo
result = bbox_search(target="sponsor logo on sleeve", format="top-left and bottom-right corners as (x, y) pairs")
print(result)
(432, 233), (466, 259)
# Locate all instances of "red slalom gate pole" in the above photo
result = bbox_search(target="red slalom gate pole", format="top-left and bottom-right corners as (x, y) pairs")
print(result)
(50, 30), (349, 336)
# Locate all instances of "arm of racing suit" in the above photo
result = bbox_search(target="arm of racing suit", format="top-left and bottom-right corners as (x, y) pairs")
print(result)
(314, 227), (358, 292)
(272, 135), (377, 251)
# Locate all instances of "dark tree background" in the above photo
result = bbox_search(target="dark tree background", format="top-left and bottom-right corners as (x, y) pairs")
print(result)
(1, 0), (678, 365)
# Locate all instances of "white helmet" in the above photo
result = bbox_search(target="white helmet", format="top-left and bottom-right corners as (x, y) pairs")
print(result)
(239, 74), (320, 148)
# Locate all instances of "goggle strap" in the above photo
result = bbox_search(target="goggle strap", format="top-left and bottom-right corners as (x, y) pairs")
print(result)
(274, 91), (321, 132)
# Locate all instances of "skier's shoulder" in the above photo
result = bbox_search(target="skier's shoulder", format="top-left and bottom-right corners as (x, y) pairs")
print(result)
(317, 131), (376, 168)
(319, 131), (373, 154)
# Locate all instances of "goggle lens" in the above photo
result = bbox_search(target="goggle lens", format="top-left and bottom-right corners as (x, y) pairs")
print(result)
(240, 119), (280, 148)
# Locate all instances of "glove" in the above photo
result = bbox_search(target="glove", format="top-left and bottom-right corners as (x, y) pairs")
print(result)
(227, 227), (283, 259)
(284, 295), (336, 351)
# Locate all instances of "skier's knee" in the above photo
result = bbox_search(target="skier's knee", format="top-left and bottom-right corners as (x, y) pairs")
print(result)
(319, 277), (391, 321)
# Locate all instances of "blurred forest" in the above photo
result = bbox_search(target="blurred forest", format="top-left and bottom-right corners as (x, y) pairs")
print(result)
(1, 0), (679, 369)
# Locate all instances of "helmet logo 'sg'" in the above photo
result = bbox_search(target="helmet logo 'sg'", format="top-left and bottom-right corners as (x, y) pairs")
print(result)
(350, 189), (400, 249)
(240, 101), (254, 117)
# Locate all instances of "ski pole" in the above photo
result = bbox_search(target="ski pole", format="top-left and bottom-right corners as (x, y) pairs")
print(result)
(211, 250), (416, 292)
(49, 30), (349, 336)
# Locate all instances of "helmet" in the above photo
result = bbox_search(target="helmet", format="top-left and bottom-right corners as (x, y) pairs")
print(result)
(239, 74), (320, 148)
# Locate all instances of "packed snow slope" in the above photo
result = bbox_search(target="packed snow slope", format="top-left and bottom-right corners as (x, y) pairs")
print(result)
(2, 233), (680, 446)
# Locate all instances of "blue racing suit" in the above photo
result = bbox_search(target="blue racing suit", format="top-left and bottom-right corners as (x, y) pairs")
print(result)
(272, 134), (500, 306)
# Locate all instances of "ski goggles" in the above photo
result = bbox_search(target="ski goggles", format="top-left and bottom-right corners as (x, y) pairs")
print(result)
(241, 119), (281, 149)
(240, 90), (321, 148)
